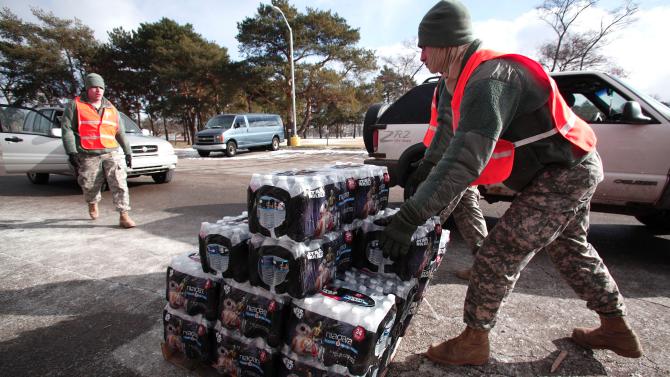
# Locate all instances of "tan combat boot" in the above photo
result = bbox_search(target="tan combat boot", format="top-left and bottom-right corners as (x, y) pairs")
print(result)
(454, 267), (472, 281)
(88, 203), (99, 220)
(119, 212), (136, 228)
(425, 326), (490, 366)
(572, 316), (642, 358)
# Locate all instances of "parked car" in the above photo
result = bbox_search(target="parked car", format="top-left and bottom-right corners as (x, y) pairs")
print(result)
(362, 71), (670, 229)
(0, 104), (178, 184)
(193, 113), (285, 157)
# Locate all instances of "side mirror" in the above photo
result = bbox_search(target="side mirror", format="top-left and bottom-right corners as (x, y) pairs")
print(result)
(50, 128), (62, 138)
(141, 129), (151, 136)
(622, 101), (651, 124)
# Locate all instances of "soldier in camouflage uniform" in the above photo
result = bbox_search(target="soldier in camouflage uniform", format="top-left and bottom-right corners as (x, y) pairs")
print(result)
(61, 73), (136, 228)
(380, 0), (642, 366)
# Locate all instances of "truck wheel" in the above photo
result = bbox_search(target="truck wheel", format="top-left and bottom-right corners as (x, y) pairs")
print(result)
(152, 169), (174, 184)
(27, 172), (49, 184)
(225, 141), (237, 157)
(197, 150), (210, 157)
(635, 210), (670, 230)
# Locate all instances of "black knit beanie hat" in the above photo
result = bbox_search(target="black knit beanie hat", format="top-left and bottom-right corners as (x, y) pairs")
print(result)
(418, 0), (474, 47)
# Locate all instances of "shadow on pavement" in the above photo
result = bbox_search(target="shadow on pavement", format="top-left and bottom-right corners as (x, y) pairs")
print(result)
(138, 203), (248, 244)
(0, 273), (164, 377)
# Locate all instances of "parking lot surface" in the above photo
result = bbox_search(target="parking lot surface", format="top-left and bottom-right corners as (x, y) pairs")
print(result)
(1, 148), (668, 376)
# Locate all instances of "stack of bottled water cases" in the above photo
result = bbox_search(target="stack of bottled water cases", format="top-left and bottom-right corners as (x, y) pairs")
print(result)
(164, 162), (449, 376)
(163, 252), (221, 363)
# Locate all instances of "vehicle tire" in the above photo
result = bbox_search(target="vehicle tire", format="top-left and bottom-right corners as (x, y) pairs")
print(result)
(363, 103), (386, 154)
(152, 169), (175, 184)
(269, 136), (280, 151)
(225, 141), (237, 157)
(27, 172), (49, 184)
(635, 210), (670, 230)
(197, 150), (210, 157)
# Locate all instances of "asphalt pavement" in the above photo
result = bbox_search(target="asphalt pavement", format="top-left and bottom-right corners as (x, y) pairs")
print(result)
(1, 147), (668, 376)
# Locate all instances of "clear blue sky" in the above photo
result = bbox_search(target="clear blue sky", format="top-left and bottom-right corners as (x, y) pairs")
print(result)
(4, 0), (670, 99)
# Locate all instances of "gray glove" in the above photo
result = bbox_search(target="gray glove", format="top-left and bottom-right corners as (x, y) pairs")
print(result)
(125, 154), (132, 169)
(379, 209), (418, 260)
(68, 153), (80, 171)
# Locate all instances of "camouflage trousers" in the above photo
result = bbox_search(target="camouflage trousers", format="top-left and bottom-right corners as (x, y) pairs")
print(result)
(76, 152), (131, 212)
(464, 152), (626, 330)
(440, 186), (488, 254)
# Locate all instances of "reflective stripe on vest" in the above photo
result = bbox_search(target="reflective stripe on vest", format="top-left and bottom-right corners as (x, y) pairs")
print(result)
(75, 97), (120, 150)
(423, 85), (440, 147)
(451, 50), (596, 185)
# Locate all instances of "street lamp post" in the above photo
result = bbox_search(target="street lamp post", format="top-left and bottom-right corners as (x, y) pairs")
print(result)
(271, 5), (300, 146)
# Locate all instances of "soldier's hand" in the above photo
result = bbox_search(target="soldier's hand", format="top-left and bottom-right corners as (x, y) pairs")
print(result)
(68, 153), (80, 171)
(379, 211), (417, 260)
(125, 154), (132, 169)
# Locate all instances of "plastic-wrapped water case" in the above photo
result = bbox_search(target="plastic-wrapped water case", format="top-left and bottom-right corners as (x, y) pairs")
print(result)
(166, 252), (221, 321)
(163, 305), (213, 363)
(323, 163), (389, 221)
(198, 220), (251, 282)
(415, 225), (450, 301)
(278, 345), (361, 377)
(212, 326), (276, 377)
(248, 169), (342, 241)
(218, 278), (290, 347)
(283, 286), (396, 376)
(340, 269), (418, 340)
(354, 210), (441, 281)
(198, 212), (248, 274)
(248, 232), (340, 299)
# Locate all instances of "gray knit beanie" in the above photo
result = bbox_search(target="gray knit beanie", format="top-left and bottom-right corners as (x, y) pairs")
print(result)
(85, 73), (105, 90)
(418, 0), (474, 47)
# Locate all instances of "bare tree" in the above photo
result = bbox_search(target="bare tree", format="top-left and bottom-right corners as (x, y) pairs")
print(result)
(537, 0), (638, 72)
(381, 38), (425, 82)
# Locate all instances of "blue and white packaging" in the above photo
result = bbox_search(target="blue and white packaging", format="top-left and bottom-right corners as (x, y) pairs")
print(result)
(199, 220), (251, 282)
(248, 233), (338, 299)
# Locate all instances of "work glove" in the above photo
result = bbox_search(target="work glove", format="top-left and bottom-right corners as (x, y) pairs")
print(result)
(378, 209), (418, 260)
(406, 159), (434, 196)
(68, 153), (80, 171)
(125, 154), (132, 169)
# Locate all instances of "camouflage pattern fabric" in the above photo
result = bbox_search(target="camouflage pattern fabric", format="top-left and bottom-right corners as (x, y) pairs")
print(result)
(443, 186), (488, 254)
(463, 152), (626, 330)
(76, 152), (130, 212)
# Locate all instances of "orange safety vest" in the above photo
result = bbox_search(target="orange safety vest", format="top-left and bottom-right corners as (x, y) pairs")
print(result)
(75, 97), (120, 150)
(423, 50), (596, 185)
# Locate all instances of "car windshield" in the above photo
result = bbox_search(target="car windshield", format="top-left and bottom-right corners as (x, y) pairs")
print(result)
(610, 75), (670, 121)
(205, 115), (235, 129)
(120, 112), (142, 133)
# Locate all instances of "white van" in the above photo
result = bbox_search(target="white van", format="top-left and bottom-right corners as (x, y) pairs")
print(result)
(192, 113), (285, 157)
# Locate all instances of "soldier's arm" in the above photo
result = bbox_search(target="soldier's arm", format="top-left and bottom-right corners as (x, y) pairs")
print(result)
(61, 100), (78, 155)
(115, 111), (132, 155)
